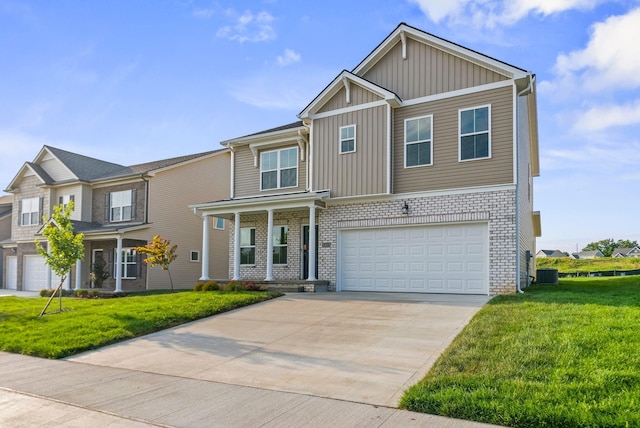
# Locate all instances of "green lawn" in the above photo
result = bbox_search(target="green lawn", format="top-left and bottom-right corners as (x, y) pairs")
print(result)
(400, 276), (640, 428)
(0, 291), (280, 359)
(537, 256), (640, 272)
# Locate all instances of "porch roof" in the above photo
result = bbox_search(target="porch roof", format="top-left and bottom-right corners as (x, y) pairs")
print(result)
(190, 190), (330, 219)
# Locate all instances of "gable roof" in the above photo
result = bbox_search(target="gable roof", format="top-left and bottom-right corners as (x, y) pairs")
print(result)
(612, 247), (640, 257)
(44, 146), (128, 181)
(536, 249), (566, 258)
(353, 22), (529, 79)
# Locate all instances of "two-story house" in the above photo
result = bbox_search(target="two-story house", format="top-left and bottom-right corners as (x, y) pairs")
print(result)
(0, 195), (13, 289)
(192, 23), (541, 295)
(2, 146), (230, 292)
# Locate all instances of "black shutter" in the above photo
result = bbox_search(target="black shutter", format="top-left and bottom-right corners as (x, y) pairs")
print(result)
(18, 200), (22, 226)
(131, 189), (137, 220)
(38, 197), (44, 224)
(104, 193), (110, 222)
(59, 196), (63, 206)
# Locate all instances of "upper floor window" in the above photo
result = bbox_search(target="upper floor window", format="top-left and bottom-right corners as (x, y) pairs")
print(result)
(240, 227), (256, 265)
(339, 125), (356, 154)
(405, 115), (433, 168)
(260, 147), (298, 190)
(273, 226), (288, 265)
(109, 190), (136, 222)
(459, 105), (491, 161)
(59, 194), (75, 210)
(20, 197), (41, 226)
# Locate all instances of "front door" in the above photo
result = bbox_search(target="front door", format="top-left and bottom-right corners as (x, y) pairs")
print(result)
(302, 225), (319, 279)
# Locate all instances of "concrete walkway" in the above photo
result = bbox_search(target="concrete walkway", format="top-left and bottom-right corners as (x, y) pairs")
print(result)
(0, 292), (500, 427)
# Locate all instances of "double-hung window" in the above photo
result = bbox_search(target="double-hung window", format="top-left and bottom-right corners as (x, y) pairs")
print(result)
(110, 190), (135, 222)
(213, 217), (225, 230)
(260, 147), (298, 190)
(272, 226), (288, 264)
(339, 125), (356, 154)
(59, 194), (75, 209)
(20, 197), (41, 226)
(240, 227), (256, 265)
(114, 248), (138, 279)
(405, 115), (433, 167)
(459, 105), (490, 161)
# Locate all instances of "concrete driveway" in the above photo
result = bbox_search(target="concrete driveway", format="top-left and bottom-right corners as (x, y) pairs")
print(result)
(68, 292), (490, 407)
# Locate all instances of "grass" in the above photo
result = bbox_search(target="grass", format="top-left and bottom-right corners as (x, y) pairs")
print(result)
(400, 276), (640, 428)
(537, 256), (640, 272)
(0, 290), (281, 359)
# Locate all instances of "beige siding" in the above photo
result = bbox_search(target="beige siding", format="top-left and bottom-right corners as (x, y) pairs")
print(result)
(234, 143), (307, 198)
(53, 184), (90, 221)
(318, 83), (383, 113)
(127, 152), (231, 288)
(363, 38), (508, 101)
(517, 93), (536, 285)
(313, 105), (387, 197)
(40, 157), (75, 181)
(393, 85), (513, 193)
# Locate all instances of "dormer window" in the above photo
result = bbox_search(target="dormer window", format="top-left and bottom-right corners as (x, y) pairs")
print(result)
(260, 147), (298, 190)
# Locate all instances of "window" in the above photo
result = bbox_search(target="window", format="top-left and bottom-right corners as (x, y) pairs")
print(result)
(20, 197), (40, 226)
(114, 248), (138, 279)
(405, 115), (433, 167)
(339, 125), (356, 154)
(459, 105), (490, 161)
(190, 251), (200, 262)
(260, 147), (298, 190)
(213, 217), (225, 230)
(59, 194), (75, 209)
(109, 190), (135, 222)
(240, 228), (255, 265)
(273, 226), (288, 265)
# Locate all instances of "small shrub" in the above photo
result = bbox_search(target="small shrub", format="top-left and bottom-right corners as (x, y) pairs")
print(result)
(74, 289), (89, 298)
(243, 281), (262, 291)
(39, 288), (74, 297)
(202, 281), (219, 291)
(194, 282), (206, 292)
(224, 280), (246, 292)
(89, 290), (101, 298)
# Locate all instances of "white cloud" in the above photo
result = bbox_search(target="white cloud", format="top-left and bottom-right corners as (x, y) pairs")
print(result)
(193, 8), (215, 19)
(276, 49), (301, 67)
(573, 101), (640, 132)
(408, 0), (605, 28)
(216, 10), (276, 43)
(553, 7), (640, 92)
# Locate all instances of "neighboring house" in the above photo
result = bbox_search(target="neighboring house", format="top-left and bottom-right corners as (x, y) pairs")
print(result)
(571, 251), (604, 260)
(0, 195), (13, 288)
(536, 249), (567, 258)
(2, 146), (229, 292)
(191, 23), (541, 295)
(612, 247), (640, 258)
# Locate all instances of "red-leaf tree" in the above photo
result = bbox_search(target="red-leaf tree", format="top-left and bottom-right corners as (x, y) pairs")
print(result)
(135, 235), (178, 292)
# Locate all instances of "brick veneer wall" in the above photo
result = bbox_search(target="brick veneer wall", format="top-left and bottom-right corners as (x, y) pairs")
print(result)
(228, 188), (517, 295)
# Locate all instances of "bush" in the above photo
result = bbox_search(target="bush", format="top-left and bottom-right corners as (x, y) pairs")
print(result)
(194, 282), (206, 292)
(74, 289), (89, 298)
(224, 280), (246, 292)
(39, 288), (74, 297)
(243, 281), (262, 291)
(202, 281), (220, 291)
(74, 289), (102, 299)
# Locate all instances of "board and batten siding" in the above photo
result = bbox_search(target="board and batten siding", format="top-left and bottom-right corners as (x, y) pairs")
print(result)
(313, 105), (387, 198)
(234, 143), (307, 198)
(393, 85), (513, 194)
(317, 83), (383, 113)
(363, 37), (508, 101)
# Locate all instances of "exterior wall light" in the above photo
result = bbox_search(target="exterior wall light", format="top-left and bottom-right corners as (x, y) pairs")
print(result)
(401, 201), (409, 215)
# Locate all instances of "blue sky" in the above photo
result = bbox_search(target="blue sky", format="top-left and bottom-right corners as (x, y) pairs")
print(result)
(1, 0), (639, 252)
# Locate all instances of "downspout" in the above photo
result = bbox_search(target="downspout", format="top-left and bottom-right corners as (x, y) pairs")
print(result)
(515, 74), (535, 294)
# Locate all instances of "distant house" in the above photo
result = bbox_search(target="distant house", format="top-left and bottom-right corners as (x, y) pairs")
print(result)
(612, 247), (640, 258)
(536, 249), (567, 258)
(0, 195), (13, 288)
(571, 250), (603, 260)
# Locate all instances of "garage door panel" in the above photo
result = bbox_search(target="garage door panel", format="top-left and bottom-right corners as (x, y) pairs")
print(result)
(340, 223), (488, 294)
(24, 255), (62, 291)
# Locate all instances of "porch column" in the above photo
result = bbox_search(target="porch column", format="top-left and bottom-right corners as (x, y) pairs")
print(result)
(115, 235), (123, 292)
(46, 241), (52, 289)
(200, 215), (210, 280)
(307, 205), (317, 281)
(75, 260), (82, 290)
(233, 211), (241, 280)
(265, 208), (274, 281)
(64, 271), (71, 291)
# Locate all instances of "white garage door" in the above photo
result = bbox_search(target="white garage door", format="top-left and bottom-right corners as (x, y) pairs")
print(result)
(6, 256), (17, 290)
(339, 223), (488, 294)
(24, 255), (62, 291)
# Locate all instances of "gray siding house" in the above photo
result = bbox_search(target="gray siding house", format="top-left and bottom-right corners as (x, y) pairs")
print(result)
(192, 23), (541, 295)
(2, 146), (230, 292)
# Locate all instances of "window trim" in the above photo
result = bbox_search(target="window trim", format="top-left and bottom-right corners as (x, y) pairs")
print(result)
(114, 247), (138, 279)
(339, 124), (356, 154)
(20, 197), (41, 226)
(404, 114), (433, 168)
(240, 227), (256, 265)
(190, 250), (200, 262)
(213, 217), (225, 230)
(260, 147), (298, 191)
(109, 189), (135, 222)
(458, 104), (491, 162)
(272, 225), (288, 265)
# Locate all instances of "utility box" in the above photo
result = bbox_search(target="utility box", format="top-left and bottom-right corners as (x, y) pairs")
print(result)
(536, 268), (559, 285)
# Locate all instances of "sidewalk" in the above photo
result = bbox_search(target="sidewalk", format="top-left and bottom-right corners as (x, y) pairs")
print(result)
(0, 352), (501, 427)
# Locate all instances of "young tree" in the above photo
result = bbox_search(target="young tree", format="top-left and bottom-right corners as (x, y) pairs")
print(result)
(135, 235), (178, 292)
(36, 201), (85, 316)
